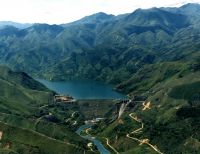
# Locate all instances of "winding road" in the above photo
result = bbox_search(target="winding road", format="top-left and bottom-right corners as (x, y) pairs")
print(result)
(71, 111), (77, 118)
(103, 137), (119, 154)
(127, 113), (163, 154)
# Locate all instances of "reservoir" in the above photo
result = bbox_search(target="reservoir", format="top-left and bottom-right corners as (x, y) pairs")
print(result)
(37, 79), (127, 99)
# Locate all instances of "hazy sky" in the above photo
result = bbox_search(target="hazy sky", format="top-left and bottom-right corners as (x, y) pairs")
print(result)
(0, 0), (200, 24)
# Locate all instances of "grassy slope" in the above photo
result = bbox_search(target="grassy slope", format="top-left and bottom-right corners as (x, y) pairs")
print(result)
(0, 66), (92, 154)
(0, 65), (54, 115)
(0, 122), (83, 154)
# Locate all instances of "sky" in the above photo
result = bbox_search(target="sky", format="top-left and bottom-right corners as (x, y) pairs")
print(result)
(0, 0), (200, 24)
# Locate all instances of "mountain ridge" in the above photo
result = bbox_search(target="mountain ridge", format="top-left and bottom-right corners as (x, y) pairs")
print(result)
(0, 3), (199, 85)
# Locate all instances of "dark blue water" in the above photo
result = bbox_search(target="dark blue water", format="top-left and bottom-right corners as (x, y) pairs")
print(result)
(37, 79), (127, 99)
(76, 124), (110, 154)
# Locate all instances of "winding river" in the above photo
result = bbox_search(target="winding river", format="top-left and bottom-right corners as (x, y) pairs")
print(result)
(76, 124), (110, 154)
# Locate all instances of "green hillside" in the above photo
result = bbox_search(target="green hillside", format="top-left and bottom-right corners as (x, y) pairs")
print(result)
(87, 61), (200, 154)
(0, 66), (92, 154)
(0, 66), (53, 115)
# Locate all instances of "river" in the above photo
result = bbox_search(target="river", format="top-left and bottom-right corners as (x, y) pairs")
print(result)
(76, 124), (110, 154)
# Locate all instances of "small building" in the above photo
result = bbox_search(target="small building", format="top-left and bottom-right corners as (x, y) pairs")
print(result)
(54, 95), (76, 103)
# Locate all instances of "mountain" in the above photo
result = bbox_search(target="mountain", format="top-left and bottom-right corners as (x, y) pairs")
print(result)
(180, 3), (200, 14)
(0, 3), (200, 83)
(163, 3), (200, 16)
(0, 21), (32, 29)
(162, 3), (200, 25)
(64, 12), (114, 26)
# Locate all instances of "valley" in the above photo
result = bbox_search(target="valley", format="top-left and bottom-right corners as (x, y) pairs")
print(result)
(0, 2), (199, 154)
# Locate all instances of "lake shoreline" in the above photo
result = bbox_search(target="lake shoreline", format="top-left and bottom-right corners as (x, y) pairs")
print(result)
(37, 79), (127, 100)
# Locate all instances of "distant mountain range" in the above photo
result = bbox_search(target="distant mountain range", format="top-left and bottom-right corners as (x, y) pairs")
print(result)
(0, 21), (32, 29)
(0, 3), (199, 85)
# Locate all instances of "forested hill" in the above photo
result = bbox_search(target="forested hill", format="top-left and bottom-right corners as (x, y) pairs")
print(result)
(0, 3), (199, 92)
